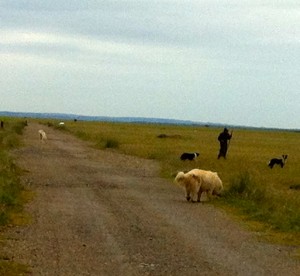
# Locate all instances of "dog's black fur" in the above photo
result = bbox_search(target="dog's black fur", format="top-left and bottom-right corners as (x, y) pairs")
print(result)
(268, 155), (288, 169)
(180, 152), (200, 161)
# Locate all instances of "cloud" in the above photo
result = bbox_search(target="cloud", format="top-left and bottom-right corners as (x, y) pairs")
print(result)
(0, 1), (299, 128)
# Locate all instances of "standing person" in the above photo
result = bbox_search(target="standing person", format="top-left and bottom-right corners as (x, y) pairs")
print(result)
(217, 128), (232, 159)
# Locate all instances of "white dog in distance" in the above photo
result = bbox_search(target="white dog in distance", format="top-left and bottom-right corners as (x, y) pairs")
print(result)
(38, 129), (47, 142)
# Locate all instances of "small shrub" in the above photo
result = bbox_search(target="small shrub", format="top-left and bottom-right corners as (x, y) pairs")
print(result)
(12, 121), (27, 135)
(228, 172), (252, 195)
(94, 137), (119, 149)
(95, 137), (119, 149)
(2, 134), (21, 149)
(105, 139), (119, 149)
(225, 171), (266, 202)
(0, 177), (21, 207)
(290, 184), (300, 190)
(75, 131), (90, 141)
(54, 124), (67, 131)
(0, 211), (9, 225)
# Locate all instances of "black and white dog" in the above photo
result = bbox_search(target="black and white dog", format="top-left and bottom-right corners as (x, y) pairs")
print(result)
(268, 155), (288, 169)
(180, 152), (200, 161)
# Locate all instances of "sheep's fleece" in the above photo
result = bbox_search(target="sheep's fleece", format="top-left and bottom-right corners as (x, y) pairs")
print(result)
(175, 169), (223, 202)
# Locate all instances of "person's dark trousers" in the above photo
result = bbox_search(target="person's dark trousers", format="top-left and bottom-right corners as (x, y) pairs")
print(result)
(218, 141), (227, 159)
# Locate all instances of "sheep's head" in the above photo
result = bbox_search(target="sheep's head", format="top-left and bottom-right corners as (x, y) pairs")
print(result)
(174, 172), (186, 184)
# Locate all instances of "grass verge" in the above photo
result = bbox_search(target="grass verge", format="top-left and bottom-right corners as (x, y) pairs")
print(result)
(0, 118), (31, 274)
(222, 171), (300, 233)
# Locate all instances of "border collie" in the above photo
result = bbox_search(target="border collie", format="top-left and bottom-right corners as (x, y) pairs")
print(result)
(268, 155), (288, 169)
(180, 152), (200, 161)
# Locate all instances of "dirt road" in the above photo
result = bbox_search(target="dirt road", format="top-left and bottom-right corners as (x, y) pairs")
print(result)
(3, 122), (300, 275)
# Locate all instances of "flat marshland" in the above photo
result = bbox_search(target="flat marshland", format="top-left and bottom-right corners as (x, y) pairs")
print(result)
(51, 120), (300, 243)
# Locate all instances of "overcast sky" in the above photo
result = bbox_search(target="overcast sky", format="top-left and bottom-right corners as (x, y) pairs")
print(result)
(1, 1), (299, 129)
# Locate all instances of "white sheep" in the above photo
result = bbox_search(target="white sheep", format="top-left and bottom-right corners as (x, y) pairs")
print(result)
(175, 171), (202, 202)
(189, 169), (223, 200)
(38, 129), (47, 142)
(175, 169), (223, 202)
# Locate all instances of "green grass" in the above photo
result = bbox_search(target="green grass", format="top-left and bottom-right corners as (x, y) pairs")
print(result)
(46, 119), (300, 243)
(0, 117), (31, 274)
(222, 171), (300, 233)
(0, 119), (28, 225)
(0, 260), (31, 276)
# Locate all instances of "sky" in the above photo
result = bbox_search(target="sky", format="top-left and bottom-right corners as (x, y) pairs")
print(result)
(0, 0), (299, 129)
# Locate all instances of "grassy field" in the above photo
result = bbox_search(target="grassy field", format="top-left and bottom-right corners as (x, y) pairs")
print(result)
(47, 119), (300, 244)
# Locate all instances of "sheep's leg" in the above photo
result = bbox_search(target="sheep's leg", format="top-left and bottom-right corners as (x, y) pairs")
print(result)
(190, 193), (196, 203)
(185, 188), (191, 201)
(197, 190), (202, 202)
